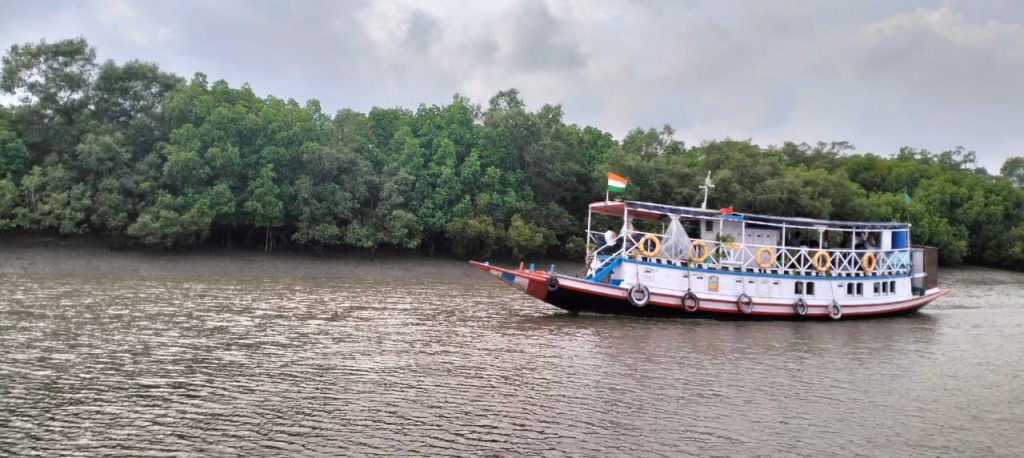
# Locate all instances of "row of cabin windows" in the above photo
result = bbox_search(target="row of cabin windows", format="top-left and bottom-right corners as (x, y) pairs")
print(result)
(794, 281), (816, 296)
(840, 280), (898, 297)
(796, 280), (899, 297)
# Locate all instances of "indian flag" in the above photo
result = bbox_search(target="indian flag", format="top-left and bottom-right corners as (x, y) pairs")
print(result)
(607, 172), (628, 193)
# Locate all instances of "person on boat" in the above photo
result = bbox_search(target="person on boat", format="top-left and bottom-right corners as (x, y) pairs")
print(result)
(787, 233), (803, 247)
(601, 227), (619, 253)
(865, 234), (879, 251)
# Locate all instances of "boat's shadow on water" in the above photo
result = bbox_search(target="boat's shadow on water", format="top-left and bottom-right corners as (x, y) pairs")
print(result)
(517, 309), (945, 355)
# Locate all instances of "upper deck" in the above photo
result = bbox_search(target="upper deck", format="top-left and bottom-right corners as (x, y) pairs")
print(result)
(589, 200), (909, 231)
(586, 200), (912, 278)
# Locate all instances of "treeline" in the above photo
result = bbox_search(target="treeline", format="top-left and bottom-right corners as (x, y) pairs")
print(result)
(1, 38), (1023, 267)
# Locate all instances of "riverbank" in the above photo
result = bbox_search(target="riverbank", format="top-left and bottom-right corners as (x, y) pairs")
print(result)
(0, 235), (580, 280)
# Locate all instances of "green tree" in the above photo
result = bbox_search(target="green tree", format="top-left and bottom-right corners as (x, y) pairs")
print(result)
(1001, 156), (1024, 187)
(243, 165), (284, 251)
(0, 121), (29, 179)
(506, 214), (550, 259)
(1, 38), (97, 159)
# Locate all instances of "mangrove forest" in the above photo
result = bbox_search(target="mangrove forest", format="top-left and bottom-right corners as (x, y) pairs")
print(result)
(2, 38), (1023, 267)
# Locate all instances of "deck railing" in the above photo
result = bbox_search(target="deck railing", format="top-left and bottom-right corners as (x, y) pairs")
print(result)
(586, 229), (911, 277)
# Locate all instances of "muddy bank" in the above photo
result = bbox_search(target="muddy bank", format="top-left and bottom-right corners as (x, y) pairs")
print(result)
(0, 235), (580, 280)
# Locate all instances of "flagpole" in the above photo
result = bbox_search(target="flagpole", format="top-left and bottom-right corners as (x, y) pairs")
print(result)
(606, 189), (609, 203)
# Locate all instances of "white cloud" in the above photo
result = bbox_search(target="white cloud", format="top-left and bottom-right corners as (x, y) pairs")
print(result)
(95, 0), (172, 46)
(854, 7), (1024, 52)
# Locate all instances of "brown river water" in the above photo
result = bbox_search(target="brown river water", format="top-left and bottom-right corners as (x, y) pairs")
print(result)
(1, 243), (1023, 456)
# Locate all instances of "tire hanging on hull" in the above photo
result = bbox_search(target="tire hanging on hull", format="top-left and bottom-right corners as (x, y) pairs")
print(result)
(546, 276), (560, 292)
(793, 298), (808, 316)
(627, 284), (650, 307)
(737, 293), (754, 314)
(682, 291), (700, 313)
(828, 300), (843, 320)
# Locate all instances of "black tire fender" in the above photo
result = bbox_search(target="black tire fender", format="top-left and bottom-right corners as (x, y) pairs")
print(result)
(737, 293), (754, 314)
(828, 301), (843, 320)
(682, 291), (700, 312)
(793, 298), (809, 316)
(627, 284), (650, 307)
(546, 276), (560, 292)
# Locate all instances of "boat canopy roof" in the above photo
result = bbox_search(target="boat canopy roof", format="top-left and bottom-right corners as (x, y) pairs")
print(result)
(589, 200), (909, 231)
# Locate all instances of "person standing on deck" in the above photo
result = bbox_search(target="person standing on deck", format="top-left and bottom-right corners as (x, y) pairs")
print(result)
(601, 227), (618, 254)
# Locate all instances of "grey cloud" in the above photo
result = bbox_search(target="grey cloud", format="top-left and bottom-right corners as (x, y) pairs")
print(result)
(2, 0), (1023, 171)
(505, 0), (586, 72)
(460, 35), (499, 66)
(403, 10), (441, 53)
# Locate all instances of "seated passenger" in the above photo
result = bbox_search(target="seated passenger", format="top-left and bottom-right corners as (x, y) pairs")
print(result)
(865, 235), (879, 251)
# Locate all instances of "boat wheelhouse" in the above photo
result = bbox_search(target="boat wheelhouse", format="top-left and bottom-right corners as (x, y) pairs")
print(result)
(472, 200), (948, 319)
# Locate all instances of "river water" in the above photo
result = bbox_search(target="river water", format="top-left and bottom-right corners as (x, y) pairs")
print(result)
(1, 244), (1023, 456)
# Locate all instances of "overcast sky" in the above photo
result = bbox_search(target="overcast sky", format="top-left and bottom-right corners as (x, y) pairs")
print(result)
(2, 0), (1023, 171)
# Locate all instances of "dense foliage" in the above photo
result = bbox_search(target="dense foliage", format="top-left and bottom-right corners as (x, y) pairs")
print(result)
(2, 38), (1023, 267)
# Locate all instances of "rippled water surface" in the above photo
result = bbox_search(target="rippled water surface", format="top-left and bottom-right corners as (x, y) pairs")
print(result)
(2, 244), (1023, 456)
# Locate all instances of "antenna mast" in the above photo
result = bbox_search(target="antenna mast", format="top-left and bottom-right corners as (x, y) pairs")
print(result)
(700, 171), (714, 209)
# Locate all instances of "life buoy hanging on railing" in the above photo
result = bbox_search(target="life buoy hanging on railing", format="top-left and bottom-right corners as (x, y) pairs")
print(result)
(861, 252), (877, 273)
(755, 246), (775, 269)
(812, 250), (832, 272)
(637, 234), (661, 257)
(689, 240), (708, 263)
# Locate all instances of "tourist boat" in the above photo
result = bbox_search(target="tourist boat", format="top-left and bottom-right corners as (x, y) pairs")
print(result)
(471, 200), (949, 319)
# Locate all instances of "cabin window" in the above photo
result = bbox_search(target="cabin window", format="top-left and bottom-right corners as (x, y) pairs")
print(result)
(806, 282), (815, 296)
(882, 282), (889, 294)
(705, 220), (714, 232)
(856, 283), (864, 297)
(795, 281), (803, 295)
(890, 281), (896, 294)
(873, 282), (880, 296)
(847, 283), (854, 296)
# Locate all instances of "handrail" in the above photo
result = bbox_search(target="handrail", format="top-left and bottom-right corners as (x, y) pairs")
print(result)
(585, 229), (912, 277)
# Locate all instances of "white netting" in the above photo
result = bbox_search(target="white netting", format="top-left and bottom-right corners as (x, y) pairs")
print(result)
(660, 214), (691, 259)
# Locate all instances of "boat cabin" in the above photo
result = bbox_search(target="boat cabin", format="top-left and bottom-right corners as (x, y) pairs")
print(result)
(586, 200), (919, 284)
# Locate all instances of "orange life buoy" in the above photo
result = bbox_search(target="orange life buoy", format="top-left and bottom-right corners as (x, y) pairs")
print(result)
(812, 250), (832, 272)
(862, 252), (877, 273)
(689, 240), (708, 263)
(755, 246), (775, 269)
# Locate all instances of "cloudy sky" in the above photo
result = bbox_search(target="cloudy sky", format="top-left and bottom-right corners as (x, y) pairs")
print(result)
(2, 0), (1023, 171)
